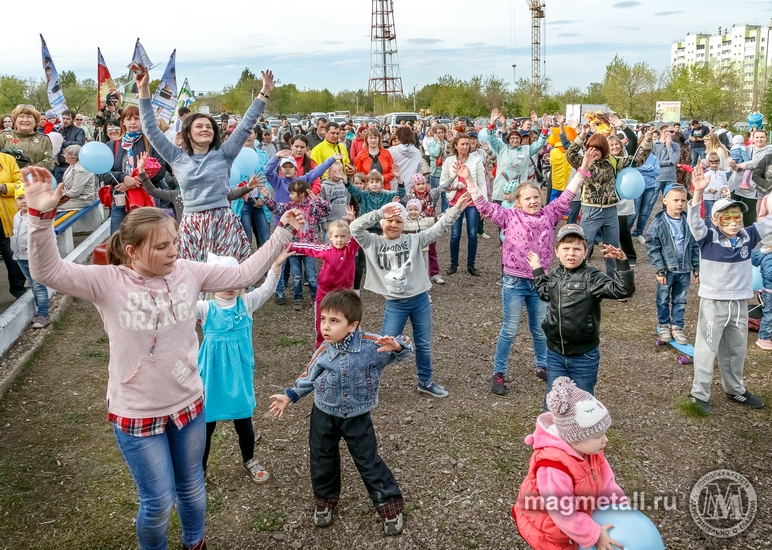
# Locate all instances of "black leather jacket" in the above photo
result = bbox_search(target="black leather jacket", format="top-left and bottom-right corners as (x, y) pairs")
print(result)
(533, 260), (635, 356)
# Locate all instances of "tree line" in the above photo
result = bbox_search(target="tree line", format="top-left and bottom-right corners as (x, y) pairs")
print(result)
(0, 56), (760, 124)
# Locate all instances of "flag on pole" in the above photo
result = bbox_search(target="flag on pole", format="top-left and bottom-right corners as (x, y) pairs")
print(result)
(97, 48), (120, 108)
(170, 78), (195, 130)
(123, 38), (155, 107)
(151, 50), (178, 123)
(40, 34), (67, 118)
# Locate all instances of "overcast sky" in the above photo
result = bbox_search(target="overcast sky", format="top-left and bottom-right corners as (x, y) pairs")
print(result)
(4, 0), (771, 97)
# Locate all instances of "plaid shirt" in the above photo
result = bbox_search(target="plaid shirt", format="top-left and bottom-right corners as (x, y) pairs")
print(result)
(108, 396), (204, 437)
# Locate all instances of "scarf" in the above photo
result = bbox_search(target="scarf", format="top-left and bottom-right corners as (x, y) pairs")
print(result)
(329, 330), (356, 352)
(121, 132), (143, 173)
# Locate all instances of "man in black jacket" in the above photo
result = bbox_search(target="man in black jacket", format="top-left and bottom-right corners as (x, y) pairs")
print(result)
(528, 224), (634, 397)
(54, 110), (85, 182)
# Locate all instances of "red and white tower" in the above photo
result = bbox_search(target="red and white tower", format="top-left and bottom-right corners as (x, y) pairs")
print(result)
(368, 0), (404, 97)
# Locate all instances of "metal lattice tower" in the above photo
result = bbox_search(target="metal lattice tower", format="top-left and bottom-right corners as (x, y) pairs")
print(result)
(526, 0), (546, 86)
(368, 0), (404, 97)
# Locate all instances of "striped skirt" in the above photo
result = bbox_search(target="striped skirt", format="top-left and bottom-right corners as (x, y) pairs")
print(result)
(179, 207), (251, 263)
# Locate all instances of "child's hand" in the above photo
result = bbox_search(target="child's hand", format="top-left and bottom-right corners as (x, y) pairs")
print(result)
(375, 335), (403, 352)
(691, 163), (708, 192)
(527, 251), (542, 270)
(246, 174), (263, 190)
(392, 164), (401, 180)
(392, 195), (401, 203)
(137, 152), (147, 174)
(656, 275), (666, 285)
(345, 164), (357, 177)
(582, 147), (602, 170)
(595, 524), (623, 550)
(21, 167), (64, 212)
(344, 205), (356, 222)
(277, 149), (291, 158)
(602, 244), (626, 261)
(269, 394), (291, 419)
(280, 209), (305, 231)
(453, 161), (472, 181)
(333, 152), (343, 161)
(454, 191), (472, 211)
(382, 203), (403, 219)
(307, 190), (318, 202)
(274, 244), (296, 268)
(257, 183), (270, 196)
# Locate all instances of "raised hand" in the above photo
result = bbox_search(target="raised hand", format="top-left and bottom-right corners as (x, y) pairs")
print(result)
(555, 113), (565, 126)
(382, 203), (403, 219)
(581, 148), (602, 170)
(601, 244), (626, 261)
(541, 113), (550, 128)
(608, 113), (623, 128)
(136, 68), (150, 98)
(375, 335), (403, 352)
(527, 251), (542, 270)
(261, 70), (276, 96)
(21, 167), (64, 212)
(280, 209), (305, 231)
(490, 108), (500, 124)
(581, 123), (591, 137)
(344, 205), (356, 222)
(530, 110), (538, 123)
(691, 162), (708, 193)
(306, 190), (318, 202)
(136, 152), (147, 174)
(454, 191), (472, 211)
(453, 160), (471, 181)
(268, 393), (291, 419)
(392, 164), (401, 180)
(333, 152), (343, 161)
(277, 149), (291, 158)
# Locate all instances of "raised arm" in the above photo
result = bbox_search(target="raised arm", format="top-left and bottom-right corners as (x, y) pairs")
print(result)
(220, 72), (274, 160)
(138, 98), (184, 166)
(350, 208), (384, 249)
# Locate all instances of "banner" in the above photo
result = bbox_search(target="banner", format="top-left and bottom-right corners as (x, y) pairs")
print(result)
(655, 101), (681, 124)
(122, 38), (155, 107)
(40, 35), (67, 118)
(170, 78), (196, 131)
(151, 50), (178, 123)
(97, 48), (121, 109)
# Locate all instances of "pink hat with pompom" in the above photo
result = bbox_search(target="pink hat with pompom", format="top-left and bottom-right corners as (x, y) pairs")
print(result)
(411, 173), (426, 185)
(546, 377), (611, 444)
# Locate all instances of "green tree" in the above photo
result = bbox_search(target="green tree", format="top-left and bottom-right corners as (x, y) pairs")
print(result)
(0, 75), (29, 113)
(602, 55), (658, 120)
(762, 76), (772, 126)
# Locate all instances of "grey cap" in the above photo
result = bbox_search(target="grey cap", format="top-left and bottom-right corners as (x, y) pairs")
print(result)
(712, 198), (748, 215)
(556, 223), (587, 243)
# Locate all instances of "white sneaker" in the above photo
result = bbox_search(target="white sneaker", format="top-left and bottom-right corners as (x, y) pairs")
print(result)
(635, 235), (646, 245)
(480, 232), (491, 239)
(431, 274), (445, 284)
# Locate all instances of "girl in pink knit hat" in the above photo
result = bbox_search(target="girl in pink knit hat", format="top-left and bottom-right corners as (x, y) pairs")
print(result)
(513, 377), (628, 550)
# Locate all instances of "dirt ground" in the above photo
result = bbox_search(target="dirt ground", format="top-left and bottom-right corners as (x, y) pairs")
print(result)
(0, 226), (771, 550)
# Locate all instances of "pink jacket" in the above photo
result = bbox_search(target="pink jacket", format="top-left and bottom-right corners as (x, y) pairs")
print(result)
(514, 413), (627, 549)
(289, 238), (359, 295)
(29, 216), (292, 418)
(474, 190), (575, 279)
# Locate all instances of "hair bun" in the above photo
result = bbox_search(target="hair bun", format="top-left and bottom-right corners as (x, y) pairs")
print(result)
(546, 376), (575, 415)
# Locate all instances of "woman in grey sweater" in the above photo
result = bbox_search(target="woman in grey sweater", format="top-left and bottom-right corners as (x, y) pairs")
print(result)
(137, 69), (275, 262)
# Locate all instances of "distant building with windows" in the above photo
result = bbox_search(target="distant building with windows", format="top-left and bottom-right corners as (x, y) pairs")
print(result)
(671, 22), (771, 108)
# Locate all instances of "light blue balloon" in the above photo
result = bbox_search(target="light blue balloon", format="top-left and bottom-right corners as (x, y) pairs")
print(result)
(233, 147), (260, 176)
(578, 507), (664, 550)
(616, 167), (645, 200)
(753, 265), (763, 292)
(229, 168), (245, 187)
(79, 141), (115, 174)
(478, 128), (489, 144)
(254, 148), (270, 174)
(51, 174), (58, 190)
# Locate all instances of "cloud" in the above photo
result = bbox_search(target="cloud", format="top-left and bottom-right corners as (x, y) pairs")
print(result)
(321, 41), (343, 45)
(463, 42), (486, 48)
(612, 1), (641, 7)
(653, 10), (684, 16)
(558, 33), (580, 37)
(615, 26), (640, 31)
(549, 19), (576, 25)
(406, 38), (442, 45)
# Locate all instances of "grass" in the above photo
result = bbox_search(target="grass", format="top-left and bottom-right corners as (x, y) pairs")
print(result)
(276, 336), (308, 348)
(736, 428), (759, 442)
(251, 509), (286, 532)
(677, 397), (711, 418)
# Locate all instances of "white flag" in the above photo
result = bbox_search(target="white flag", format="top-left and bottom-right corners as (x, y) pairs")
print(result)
(151, 50), (178, 123)
(40, 35), (67, 118)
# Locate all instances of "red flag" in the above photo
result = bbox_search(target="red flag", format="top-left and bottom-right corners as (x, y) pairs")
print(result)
(97, 48), (119, 107)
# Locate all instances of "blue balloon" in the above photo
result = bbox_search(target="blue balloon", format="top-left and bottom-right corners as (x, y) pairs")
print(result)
(79, 141), (115, 174)
(579, 507), (664, 550)
(753, 265), (763, 292)
(616, 167), (645, 200)
(229, 168), (245, 187)
(233, 147), (259, 176)
(478, 128), (489, 144)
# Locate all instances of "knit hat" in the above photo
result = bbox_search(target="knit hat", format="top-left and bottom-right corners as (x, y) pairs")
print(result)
(383, 202), (408, 222)
(406, 198), (422, 212)
(206, 252), (239, 268)
(45, 110), (57, 120)
(411, 173), (426, 186)
(228, 118), (238, 127)
(546, 377), (611, 444)
(14, 184), (25, 199)
(502, 179), (519, 195)
(732, 135), (744, 146)
(279, 156), (297, 168)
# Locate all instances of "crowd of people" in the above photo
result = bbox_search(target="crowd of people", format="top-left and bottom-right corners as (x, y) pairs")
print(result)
(5, 64), (772, 549)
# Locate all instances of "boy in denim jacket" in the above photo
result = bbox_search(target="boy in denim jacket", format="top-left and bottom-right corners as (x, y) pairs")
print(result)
(645, 184), (700, 345)
(270, 290), (412, 536)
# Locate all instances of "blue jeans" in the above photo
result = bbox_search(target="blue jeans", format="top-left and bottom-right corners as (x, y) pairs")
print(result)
(381, 291), (433, 384)
(703, 200), (714, 227)
(429, 175), (448, 212)
(630, 186), (659, 237)
(656, 272), (690, 328)
(240, 201), (270, 248)
(760, 289), (772, 341)
(289, 254), (318, 301)
(546, 346), (600, 397)
(691, 148), (705, 167)
(579, 205), (620, 274)
(113, 411), (207, 550)
(449, 205), (480, 269)
(16, 259), (49, 318)
(493, 276), (547, 375)
(568, 201), (581, 224)
(110, 204), (127, 234)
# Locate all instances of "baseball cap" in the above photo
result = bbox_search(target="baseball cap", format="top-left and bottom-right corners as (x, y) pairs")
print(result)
(467, 131), (478, 139)
(279, 157), (297, 168)
(663, 183), (687, 197)
(712, 198), (748, 215)
(555, 223), (587, 243)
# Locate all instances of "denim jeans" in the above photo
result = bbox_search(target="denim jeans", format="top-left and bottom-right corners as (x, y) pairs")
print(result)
(760, 289), (772, 341)
(110, 204), (127, 234)
(568, 201), (581, 225)
(630, 185), (659, 237)
(656, 272), (690, 328)
(429, 175), (448, 212)
(703, 200), (714, 227)
(113, 411), (207, 550)
(449, 205), (480, 269)
(691, 148), (705, 167)
(289, 254), (318, 301)
(493, 276), (547, 375)
(579, 205), (620, 274)
(16, 259), (49, 318)
(240, 201), (270, 248)
(546, 346), (600, 396)
(381, 291), (433, 384)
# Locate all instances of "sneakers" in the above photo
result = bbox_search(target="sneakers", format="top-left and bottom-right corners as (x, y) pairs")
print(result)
(535, 367), (548, 381)
(635, 235), (646, 245)
(658, 324), (671, 343)
(671, 326), (688, 345)
(275, 292), (286, 305)
(725, 391), (765, 409)
(31, 315), (50, 329)
(480, 232), (491, 239)
(293, 300), (302, 311)
(431, 274), (445, 284)
(242, 458), (270, 484)
(383, 513), (404, 536)
(756, 339), (772, 350)
(688, 395), (712, 415)
(417, 380), (449, 398)
(491, 373), (507, 395)
(314, 505), (333, 527)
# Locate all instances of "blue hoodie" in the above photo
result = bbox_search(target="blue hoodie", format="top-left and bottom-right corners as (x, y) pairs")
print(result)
(636, 153), (661, 189)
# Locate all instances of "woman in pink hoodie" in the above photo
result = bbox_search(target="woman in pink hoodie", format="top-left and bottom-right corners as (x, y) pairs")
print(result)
(513, 377), (628, 550)
(24, 166), (304, 550)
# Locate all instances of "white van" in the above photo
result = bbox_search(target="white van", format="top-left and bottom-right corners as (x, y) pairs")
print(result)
(383, 112), (419, 126)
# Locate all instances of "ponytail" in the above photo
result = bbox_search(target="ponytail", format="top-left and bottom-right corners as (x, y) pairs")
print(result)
(105, 232), (126, 265)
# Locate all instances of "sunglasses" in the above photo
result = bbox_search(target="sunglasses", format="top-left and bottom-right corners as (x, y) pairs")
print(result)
(718, 213), (742, 223)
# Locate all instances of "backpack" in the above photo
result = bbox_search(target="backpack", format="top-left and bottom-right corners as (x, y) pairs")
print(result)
(717, 131), (731, 150)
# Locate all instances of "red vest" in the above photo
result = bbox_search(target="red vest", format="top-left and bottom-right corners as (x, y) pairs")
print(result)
(513, 446), (607, 550)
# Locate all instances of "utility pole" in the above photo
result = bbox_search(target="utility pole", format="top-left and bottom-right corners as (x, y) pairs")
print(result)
(512, 64), (517, 88)
(413, 84), (417, 112)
